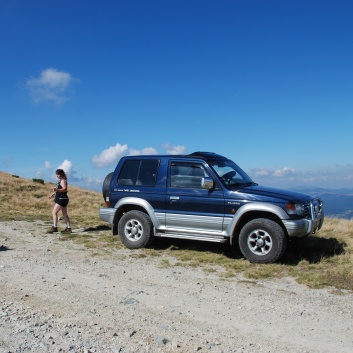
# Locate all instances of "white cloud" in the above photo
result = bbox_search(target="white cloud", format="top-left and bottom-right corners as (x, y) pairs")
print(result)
(73, 176), (105, 192)
(44, 161), (51, 169)
(56, 159), (78, 180)
(92, 143), (187, 168)
(249, 164), (353, 188)
(253, 167), (296, 178)
(140, 147), (158, 155)
(250, 166), (300, 187)
(162, 144), (186, 155)
(252, 168), (270, 177)
(273, 167), (295, 177)
(92, 143), (129, 168)
(25, 68), (76, 105)
(129, 147), (158, 156)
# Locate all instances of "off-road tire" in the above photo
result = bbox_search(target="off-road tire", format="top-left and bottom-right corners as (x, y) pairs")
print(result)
(118, 210), (155, 249)
(238, 218), (287, 263)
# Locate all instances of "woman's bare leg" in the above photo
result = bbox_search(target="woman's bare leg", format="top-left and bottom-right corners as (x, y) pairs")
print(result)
(61, 207), (71, 228)
(52, 203), (63, 227)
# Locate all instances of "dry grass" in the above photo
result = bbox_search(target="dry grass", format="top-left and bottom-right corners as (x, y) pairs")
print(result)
(145, 219), (353, 291)
(0, 171), (106, 228)
(1, 171), (352, 291)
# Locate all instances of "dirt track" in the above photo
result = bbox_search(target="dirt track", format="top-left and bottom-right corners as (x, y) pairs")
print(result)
(0, 220), (352, 353)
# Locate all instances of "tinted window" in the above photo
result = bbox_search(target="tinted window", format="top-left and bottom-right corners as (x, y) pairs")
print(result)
(118, 159), (159, 186)
(170, 163), (207, 188)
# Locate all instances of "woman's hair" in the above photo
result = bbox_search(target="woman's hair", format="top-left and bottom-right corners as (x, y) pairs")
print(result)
(56, 169), (67, 180)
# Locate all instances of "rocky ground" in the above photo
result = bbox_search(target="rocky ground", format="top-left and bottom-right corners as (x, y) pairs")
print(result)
(0, 220), (352, 353)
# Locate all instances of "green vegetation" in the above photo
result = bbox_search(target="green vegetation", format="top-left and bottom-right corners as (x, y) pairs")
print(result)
(32, 178), (45, 184)
(1, 170), (352, 291)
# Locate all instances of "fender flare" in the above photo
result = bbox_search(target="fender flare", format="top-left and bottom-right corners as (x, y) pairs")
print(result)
(113, 197), (161, 228)
(228, 202), (289, 244)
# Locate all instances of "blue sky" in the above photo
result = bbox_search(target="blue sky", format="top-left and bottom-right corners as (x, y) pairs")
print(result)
(1, 0), (352, 192)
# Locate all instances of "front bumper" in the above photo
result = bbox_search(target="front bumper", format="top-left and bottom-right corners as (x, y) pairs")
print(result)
(283, 198), (324, 237)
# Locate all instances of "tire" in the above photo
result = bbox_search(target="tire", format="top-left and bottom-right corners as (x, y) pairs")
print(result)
(118, 210), (155, 249)
(102, 172), (113, 201)
(238, 218), (287, 263)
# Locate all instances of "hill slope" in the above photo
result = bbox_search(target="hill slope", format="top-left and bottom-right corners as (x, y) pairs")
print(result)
(0, 171), (105, 227)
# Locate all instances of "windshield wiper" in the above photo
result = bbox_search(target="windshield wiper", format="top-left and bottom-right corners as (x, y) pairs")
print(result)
(229, 182), (257, 188)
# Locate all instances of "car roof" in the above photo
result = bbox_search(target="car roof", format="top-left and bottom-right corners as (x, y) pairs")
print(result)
(122, 152), (229, 162)
(187, 152), (228, 161)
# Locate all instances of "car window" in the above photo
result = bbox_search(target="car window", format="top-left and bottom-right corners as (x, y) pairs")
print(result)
(210, 160), (253, 186)
(170, 163), (207, 188)
(118, 159), (159, 186)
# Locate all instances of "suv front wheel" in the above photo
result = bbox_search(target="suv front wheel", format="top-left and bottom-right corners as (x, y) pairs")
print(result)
(118, 210), (155, 249)
(238, 218), (287, 263)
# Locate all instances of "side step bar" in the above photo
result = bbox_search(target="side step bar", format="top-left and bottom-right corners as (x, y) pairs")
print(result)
(154, 231), (228, 243)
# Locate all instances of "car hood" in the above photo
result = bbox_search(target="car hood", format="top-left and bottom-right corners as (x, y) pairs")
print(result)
(226, 184), (312, 203)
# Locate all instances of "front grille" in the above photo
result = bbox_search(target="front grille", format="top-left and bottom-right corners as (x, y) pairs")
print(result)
(303, 200), (311, 218)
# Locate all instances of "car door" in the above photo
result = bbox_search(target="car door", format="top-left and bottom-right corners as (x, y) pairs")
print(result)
(165, 161), (225, 233)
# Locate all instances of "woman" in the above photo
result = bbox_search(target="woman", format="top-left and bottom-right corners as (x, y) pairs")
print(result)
(47, 169), (72, 233)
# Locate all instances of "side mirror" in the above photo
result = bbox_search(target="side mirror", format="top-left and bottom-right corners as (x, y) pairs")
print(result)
(201, 177), (214, 190)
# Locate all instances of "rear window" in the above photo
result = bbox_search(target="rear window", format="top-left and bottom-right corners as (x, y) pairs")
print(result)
(117, 159), (159, 186)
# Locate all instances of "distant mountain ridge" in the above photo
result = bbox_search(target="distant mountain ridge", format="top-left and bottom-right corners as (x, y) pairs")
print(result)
(289, 186), (353, 220)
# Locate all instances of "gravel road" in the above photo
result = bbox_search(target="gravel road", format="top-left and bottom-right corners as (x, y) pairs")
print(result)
(0, 220), (352, 353)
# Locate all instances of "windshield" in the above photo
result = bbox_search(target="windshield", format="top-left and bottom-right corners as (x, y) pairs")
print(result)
(209, 160), (255, 188)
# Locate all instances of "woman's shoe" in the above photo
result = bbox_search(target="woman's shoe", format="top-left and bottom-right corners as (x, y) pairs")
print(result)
(61, 227), (72, 233)
(47, 226), (58, 233)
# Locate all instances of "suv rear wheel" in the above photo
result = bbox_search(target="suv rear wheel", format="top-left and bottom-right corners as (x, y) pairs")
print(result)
(238, 218), (287, 263)
(118, 210), (155, 249)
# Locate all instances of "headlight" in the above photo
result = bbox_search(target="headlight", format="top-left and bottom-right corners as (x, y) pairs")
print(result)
(285, 203), (306, 216)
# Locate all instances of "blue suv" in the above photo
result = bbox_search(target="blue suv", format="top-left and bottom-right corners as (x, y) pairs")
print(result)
(100, 152), (324, 263)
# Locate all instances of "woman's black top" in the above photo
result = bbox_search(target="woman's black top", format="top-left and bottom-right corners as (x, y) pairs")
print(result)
(55, 180), (69, 202)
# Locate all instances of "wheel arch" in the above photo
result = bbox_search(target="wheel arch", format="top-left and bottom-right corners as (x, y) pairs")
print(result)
(111, 197), (160, 235)
(229, 206), (288, 245)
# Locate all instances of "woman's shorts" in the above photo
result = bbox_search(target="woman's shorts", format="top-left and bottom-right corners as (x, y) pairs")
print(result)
(55, 197), (69, 207)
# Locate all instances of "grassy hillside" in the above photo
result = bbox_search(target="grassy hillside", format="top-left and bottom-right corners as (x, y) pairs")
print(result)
(1, 171), (352, 291)
(0, 171), (105, 227)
